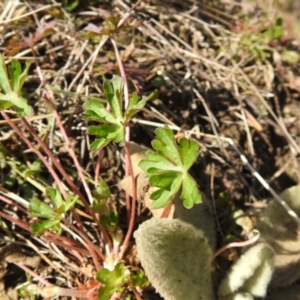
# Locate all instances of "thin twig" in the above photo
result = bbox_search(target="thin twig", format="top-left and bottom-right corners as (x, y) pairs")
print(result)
(213, 229), (260, 258)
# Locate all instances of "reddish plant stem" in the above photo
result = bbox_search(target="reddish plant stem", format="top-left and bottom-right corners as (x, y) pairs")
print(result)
(119, 141), (136, 259)
(0, 194), (28, 214)
(30, 48), (112, 251)
(21, 114), (112, 251)
(0, 210), (31, 232)
(16, 262), (97, 298)
(2, 113), (107, 265)
(1, 111), (66, 198)
(213, 230), (260, 258)
(94, 148), (102, 183)
(5, 111), (110, 258)
(68, 220), (105, 266)
(69, 209), (103, 269)
(111, 37), (138, 258)
(14, 262), (53, 286)
(110, 37), (132, 223)
(132, 288), (143, 300)
(43, 232), (91, 256)
(160, 200), (174, 218)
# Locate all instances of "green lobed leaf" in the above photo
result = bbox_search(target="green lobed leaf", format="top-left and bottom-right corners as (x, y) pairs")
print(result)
(149, 172), (181, 189)
(152, 127), (182, 165)
(88, 124), (121, 138)
(180, 175), (201, 208)
(84, 100), (116, 123)
(87, 123), (124, 150)
(150, 189), (176, 209)
(138, 126), (201, 208)
(104, 77), (123, 120)
(150, 175), (182, 209)
(177, 138), (199, 170)
(84, 76), (147, 150)
(124, 92), (146, 120)
(90, 138), (110, 150)
(139, 151), (180, 173)
(0, 57), (32, 116)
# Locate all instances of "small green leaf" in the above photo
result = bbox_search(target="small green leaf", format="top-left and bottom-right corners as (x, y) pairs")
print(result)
(281, 49), (300, 64)
(0, 56), (12, 93)
(130, 270), (149, 287)
(84, 100), (116, 123)
(64, 194), (77, 211)
(31, 219), (61, 236)
(0, 99), (13, 110)
(178, 138), (199, 169)
(0, 56), (32, 116)
(139, 152), (180, 173)
(100, 211), (118, 231)
(97, 263), (127, 300)
(105, 15), (121, 32)
(104, 78), (123, 120)
(149, 172), (180, 189)
(267, 17), (283, 40)
(84, 76), (146, 150)
(181, 176), (201, 208)
(153, 127), (182, 165)
(46, 187), (63, 208)
(92, 178), (111, 199)
(16, 60), (31, 93)
(9, 60), (22, 92)
(29, 198), (56, 219)
(151, 74), (166, 87)
(124, 92), (146, 120)
(65, 0), (79, 12)
(23, 160), (42, 178)
(88, 124), (121, 138)
(90, 138), (110, 150)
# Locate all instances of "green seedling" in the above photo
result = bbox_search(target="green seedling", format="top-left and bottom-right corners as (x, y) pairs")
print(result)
(29, 187), (77, 236)
(83, 76), (146, 150)
(0, 144), (7, 169)
(84, 15), (143, 38)
(234, 17), (299, 62)
(61, 0), (79, 12)
(97, 262), (149, 300)
(92, 177), (111, 200)
(139, 127), (201, 209)
(0, 55), (32, 116)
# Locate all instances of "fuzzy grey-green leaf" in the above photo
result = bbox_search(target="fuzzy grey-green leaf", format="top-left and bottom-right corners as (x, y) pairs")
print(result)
(134, 218), (214, 300)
